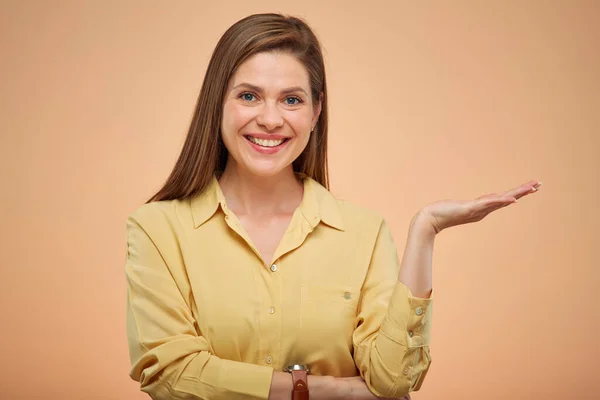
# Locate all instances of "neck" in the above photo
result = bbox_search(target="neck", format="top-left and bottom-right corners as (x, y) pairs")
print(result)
(218, 160), (304, 218)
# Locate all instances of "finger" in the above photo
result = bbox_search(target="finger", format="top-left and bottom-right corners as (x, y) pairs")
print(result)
(478, 180), (542, 201)
(475, 192), (498, 200)
(501, 180), (540, 195)
(501, 185), (533, 198)
(501, 181), (542, 200)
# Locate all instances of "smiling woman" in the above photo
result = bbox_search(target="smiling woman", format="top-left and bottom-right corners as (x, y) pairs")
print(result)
(145, 14), (330, 203)
(123, 12), (542, 400)
(124, 11), (542, 400)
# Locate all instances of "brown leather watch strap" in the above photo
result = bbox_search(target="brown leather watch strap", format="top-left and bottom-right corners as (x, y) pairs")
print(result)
(291, 369), (309, 400)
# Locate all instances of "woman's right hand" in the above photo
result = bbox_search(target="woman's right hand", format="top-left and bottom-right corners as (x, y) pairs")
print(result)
(339, 376), (411, 400)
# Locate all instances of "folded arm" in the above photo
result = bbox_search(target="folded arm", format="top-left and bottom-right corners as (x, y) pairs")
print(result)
(126, 208), (386, 400)
(126, 211), (274, 399)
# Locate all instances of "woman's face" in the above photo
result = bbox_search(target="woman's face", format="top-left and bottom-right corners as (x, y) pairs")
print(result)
(221, 51), (321, 178)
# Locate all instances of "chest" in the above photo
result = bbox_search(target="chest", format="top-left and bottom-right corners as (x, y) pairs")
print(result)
(185, 221), (367, 376)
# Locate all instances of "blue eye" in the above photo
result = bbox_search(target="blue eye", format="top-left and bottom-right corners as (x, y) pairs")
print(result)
(286, 97), (302, 105)
(240, 93), (256, 101)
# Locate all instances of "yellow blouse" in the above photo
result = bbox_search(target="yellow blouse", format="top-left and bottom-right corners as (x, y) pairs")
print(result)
(125, 175), (433, 399)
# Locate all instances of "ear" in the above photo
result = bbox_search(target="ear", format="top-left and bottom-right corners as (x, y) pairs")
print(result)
(312, 91), (323, 129)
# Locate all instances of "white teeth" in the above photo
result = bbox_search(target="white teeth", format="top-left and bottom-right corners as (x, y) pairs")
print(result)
(247, 136), (285, 147)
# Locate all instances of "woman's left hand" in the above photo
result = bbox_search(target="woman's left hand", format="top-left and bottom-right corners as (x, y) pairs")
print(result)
(420, 180), (542, 234)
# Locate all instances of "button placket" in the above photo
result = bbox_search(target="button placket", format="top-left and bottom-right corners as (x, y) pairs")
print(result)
(258, 258), (282, 369)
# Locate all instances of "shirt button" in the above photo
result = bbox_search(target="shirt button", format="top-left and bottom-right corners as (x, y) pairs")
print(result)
(270, 264), (278, 272)
(408, 331), (414, 337)
(343, 292), (352, 300)
(266, 355), (272, 364)
(268, 306), (276, 314)
(415, 307), (423, 316)
(403, 367), (409, 375)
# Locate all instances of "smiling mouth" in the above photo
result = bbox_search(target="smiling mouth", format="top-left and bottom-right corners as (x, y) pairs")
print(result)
(244, 135), (290, 148)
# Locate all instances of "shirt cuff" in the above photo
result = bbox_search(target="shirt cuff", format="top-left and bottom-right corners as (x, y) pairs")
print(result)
(176, 356), (274, 400)
(218, 359), (274, 399)
(380, 281), (433, 347)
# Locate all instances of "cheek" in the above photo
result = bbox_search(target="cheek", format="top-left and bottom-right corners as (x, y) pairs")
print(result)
(223, 103), (255, 131)
(286, 110), (313, 133)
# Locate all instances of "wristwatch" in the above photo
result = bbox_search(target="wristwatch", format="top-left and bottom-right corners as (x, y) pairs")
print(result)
(284, 364), (310, 400)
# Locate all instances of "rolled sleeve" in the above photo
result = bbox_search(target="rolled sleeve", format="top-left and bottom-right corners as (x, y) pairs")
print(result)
(353, 218), (433, 397)
(125, 208), (273, 399)
(379, 281), (433, 392)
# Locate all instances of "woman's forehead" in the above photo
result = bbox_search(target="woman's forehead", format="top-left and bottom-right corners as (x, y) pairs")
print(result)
(230, 52), (310, 92)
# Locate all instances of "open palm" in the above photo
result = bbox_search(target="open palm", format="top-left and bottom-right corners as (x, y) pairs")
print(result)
(422, 180), (542, 234)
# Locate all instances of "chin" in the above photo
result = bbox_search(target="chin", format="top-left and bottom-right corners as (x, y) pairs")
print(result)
(245, 164), (288, 178)
(237, 156), (293, 178)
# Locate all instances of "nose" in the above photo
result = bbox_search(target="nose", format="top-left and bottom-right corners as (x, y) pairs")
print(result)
(256, 101), (284, 131)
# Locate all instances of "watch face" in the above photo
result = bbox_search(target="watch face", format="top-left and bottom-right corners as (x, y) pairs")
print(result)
(285, 364), (309, 373)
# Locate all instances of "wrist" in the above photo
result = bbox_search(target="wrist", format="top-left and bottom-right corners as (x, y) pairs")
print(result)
(307, 375), (346, 400)
(411, 210), (438, 238)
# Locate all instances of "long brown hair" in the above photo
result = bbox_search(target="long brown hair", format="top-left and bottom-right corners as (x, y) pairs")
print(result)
(146, 13), (329, 203)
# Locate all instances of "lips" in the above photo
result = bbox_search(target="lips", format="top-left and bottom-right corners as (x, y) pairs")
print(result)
(243, 134), (291, 154)
(245, 135), (288, 148)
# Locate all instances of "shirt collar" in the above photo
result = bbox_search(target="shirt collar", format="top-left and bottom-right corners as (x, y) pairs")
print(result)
(190, 174), (345, 231)
(190, 174), (226, 228)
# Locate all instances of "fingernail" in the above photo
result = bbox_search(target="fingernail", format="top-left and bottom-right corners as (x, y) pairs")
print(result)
(531, 187), (537, 192)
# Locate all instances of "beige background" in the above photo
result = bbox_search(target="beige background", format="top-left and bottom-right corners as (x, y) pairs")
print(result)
(1, 1), (598, 399)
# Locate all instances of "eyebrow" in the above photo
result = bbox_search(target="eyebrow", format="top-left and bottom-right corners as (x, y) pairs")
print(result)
(231, 82), (309, 97)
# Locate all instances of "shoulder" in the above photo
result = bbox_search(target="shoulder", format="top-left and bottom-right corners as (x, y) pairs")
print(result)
(124, 199), (195, 267)
(128, 199), (175, 224)
(308, 178), (385, 234)
(126, 197), (191, 235)
(334, 197), (387, 236)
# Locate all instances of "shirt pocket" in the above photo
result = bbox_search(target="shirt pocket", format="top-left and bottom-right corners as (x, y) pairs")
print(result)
(299, 285), (360, 334)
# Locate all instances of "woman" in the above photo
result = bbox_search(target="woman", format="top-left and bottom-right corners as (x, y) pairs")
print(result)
(125, 13), (541, 400)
